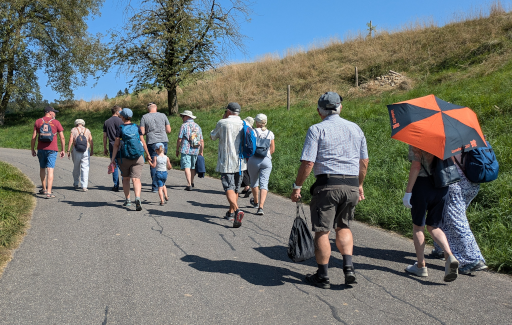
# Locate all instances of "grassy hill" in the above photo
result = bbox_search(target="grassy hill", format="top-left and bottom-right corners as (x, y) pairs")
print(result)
(1, 7), (511, 273)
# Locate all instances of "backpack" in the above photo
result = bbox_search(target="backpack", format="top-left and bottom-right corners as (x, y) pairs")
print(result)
(189, 124), (201, 148)
(254, 129), (271, 158)
(239, 121), (256, 159)
(455, 141), (499, 183)
(39, 118), (55, 142)
(74, 128), (88, 153)
(119, 124), (144, 161)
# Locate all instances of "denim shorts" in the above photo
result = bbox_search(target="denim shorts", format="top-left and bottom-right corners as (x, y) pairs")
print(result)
(37, 150), (58, 168)
(155, 171), (168, 187)
(180, 154), (198, 169)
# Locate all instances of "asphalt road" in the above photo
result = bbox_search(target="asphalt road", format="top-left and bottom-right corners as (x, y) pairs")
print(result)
(0, 148), (511, 325)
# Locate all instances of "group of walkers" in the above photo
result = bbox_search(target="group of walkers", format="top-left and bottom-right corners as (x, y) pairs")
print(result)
(30, 91), (487, 288)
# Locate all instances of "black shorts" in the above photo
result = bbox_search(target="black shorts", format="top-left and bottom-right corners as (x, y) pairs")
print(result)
(411, 176), (449, 227)
(310, 184), (359, 232)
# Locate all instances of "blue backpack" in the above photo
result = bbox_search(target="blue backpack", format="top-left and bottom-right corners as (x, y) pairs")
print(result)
(119, 124), (144, 161)
(239, 120), (256, 159)
(456, 141), (499, 183)
(39, 118), (55, 142)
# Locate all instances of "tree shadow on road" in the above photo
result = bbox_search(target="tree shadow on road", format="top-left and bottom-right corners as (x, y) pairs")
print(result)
(146, 208), (232, 228)
(181, 254), (304, 287)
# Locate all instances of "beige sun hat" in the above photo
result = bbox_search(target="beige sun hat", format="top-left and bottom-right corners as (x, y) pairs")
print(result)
(180, 110), (196, 119)
(74, 119), (85, 126)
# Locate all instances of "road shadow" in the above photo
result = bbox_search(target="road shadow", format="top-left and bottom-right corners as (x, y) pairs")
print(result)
(60, 200), (121, 209)
(186, 200), (226, 210)
(146, 208), (232, 228)
(181, 255), (304, 287)
(253, 245), (317, 267)
(189, 188), (225, 195)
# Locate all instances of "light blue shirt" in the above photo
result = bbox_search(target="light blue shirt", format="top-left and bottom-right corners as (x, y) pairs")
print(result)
(300, 114), (368, 176)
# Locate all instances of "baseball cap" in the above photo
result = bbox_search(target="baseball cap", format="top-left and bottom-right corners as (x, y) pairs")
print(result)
(318, 92), (342, 110)
(155, 142), (164, 149)
(44, 106), (59, 113)
(225, 102), (241, 113)
(120, 108), (133, 118)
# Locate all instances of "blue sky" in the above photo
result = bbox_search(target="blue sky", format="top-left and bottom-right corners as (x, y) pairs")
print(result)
(38, 0), (508, 102)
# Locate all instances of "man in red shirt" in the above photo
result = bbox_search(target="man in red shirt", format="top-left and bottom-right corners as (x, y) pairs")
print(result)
(31, 106), (66, 198)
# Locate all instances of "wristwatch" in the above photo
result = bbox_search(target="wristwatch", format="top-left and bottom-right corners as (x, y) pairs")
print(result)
(292, 183), (302, 189)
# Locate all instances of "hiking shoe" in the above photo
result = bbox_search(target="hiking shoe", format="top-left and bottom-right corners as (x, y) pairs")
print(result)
(225, 211), (235, 221)
(112, 186), (119, 192)
(459, 260), (488, 275)
(256, 207), (264, 215)
(304, 273), (330, 289)
(123, 200), (132, 207)
(249, 198), (258, 208)
(243, 189), (252, 198)
(233, 209), (244, 228)
(405, 262), (428, 277)
(185, 186), (192, 191)
(429, 248), (445, 260)
(74, 185), (80, 190)
(343, 265), (357, 284)
(135, 199), (142, 211)
(192, 183), (195, 188)
(444, 255), (459, 282)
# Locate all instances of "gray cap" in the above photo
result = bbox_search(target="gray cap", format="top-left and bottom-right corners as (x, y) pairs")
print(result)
(120, 108), (133, 118)
(226, 102), (241, 113)
(318, 92), (342, 110)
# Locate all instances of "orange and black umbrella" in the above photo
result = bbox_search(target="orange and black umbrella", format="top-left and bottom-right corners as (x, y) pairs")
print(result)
(387, 94), (486, 159)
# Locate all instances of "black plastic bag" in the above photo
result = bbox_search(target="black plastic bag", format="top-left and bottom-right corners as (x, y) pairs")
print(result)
(287, 203), (315, 262)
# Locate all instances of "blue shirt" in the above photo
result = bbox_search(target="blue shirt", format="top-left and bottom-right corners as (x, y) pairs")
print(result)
(300, 114), (368, 176)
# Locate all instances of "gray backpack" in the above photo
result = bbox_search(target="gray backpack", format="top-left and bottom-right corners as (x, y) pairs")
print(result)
(254, 129), (271, 158)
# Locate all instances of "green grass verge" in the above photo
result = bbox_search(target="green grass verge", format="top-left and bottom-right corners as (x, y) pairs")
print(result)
(0, 161), (36, 275)
(1, 61), (511, 274)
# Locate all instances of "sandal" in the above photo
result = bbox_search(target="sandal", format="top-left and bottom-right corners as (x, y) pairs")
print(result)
(46, 194), (56, 199)
(159, 201), (165, 206)
(38, 189), (47, 195)
(164, 196), (169, 202)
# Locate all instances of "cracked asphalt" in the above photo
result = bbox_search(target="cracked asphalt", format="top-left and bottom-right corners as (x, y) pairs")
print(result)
(1, 148), (511, 324)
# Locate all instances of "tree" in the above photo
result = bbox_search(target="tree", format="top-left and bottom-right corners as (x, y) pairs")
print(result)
(116, 90), (124, 97)
(104, 94), (109, 101)
(124, 87), (129, 95)
(112, 0), (250, 115)
(0, 0), (109, 125)
(367, 20), (377, 38)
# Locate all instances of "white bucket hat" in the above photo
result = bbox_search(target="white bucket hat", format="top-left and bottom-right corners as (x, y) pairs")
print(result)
(180, 110), (196, 119)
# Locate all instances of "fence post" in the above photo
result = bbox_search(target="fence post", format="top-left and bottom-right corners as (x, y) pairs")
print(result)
(355, 67), (358, 87)
(287, 85), (290, 111)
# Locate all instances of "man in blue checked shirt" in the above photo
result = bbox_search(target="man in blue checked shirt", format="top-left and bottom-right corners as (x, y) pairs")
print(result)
(291, 91), (369, 289)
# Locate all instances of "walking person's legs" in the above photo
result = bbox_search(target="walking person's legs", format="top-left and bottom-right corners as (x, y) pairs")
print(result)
(221, 173), (244, 227)
(46, 168), (54, 195)
(109, 146), (120, 190)
(72, 149), (82, 187)
(147, 143), (158, 192)
(80, 150), (90, 190)
(256, 158), (272, 211)
(39, 168), (47, 192)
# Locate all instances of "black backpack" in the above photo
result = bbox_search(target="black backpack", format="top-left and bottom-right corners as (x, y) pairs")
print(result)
(74, 129), (88, 153)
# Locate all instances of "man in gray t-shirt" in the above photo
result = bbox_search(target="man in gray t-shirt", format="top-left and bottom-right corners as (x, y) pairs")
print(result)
(140, 102), (171, 192)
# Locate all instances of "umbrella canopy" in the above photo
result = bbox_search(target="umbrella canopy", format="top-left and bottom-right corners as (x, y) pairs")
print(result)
(387, 94), (486, 159)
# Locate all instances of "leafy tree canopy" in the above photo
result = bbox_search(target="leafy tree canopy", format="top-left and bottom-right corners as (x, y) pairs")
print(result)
(0, 0), (109, 123)
(112, 0), (250, 115)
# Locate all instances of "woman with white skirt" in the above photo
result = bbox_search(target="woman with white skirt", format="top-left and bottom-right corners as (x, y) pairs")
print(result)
(248, 114), (275, 215)
(67, 119), (94, 191)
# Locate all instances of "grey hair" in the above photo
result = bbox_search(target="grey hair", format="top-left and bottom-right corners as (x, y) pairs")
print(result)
(318, 104), (341, 117)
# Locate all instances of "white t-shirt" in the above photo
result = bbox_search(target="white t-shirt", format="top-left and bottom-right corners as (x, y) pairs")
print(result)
(254, 128), (275, 159)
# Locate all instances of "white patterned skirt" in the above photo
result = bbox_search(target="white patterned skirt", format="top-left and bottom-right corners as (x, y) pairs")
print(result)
(434, 165), (485, 267)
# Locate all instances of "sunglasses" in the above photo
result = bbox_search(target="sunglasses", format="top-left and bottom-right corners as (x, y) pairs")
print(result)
(147, 102), (155, 107)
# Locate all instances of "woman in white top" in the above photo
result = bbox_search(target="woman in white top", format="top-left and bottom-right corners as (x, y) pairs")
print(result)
(247, 114), (275, 215)
(67, 119), (93, 191)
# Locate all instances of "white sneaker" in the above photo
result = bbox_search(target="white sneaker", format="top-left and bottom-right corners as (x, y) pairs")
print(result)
(444, 255), (459, 282)
(405, 262), (428, 277)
